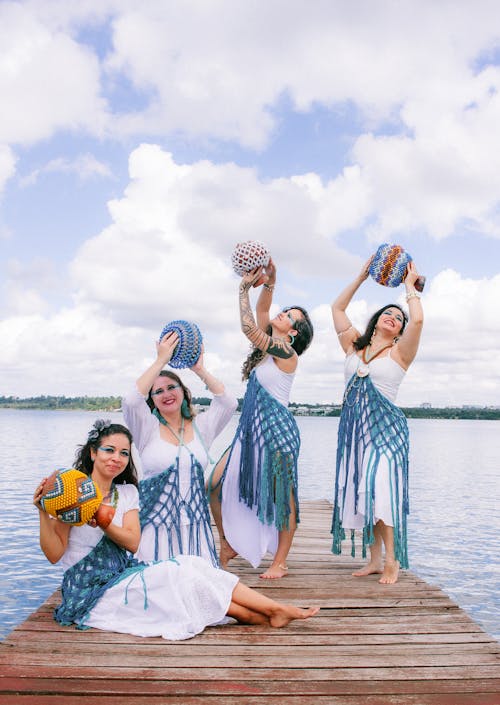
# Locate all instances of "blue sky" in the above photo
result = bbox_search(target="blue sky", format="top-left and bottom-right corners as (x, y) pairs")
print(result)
(1, 1), (500, 407)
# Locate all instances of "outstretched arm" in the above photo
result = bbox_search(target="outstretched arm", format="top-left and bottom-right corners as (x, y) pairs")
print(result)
(394, 262), (424, 368)
(255, 258), (276, 330)
(239, 269), (296, 364)
(331, 258), (372, 353)
(135, 331), (179, 396)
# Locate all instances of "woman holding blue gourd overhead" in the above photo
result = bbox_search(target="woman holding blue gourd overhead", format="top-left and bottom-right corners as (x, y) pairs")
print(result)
(331, 255), (423, 584)
(122, 329), (237, 567)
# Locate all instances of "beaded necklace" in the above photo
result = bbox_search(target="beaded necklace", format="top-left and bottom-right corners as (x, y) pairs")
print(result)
(156, 413), (185, 446)
(101, 484), (119, 508)
(362, 342), (394, 364)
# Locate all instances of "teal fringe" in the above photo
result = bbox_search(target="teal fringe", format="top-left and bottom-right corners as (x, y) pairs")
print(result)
(225, 371), (300, 531)
(331, 373), (410, 569)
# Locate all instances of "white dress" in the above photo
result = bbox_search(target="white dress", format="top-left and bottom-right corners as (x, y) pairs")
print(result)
(60, 485), (239, 641)
(340, 349), (406, 529)
(122, 387), (237, 563)
(221, 355), (296, 568)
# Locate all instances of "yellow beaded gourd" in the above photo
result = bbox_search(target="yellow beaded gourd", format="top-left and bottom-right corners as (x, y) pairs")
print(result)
(40, 468), (102, 526)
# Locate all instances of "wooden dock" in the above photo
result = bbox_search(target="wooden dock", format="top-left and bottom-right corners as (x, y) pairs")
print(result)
(1, 500), (499, 704)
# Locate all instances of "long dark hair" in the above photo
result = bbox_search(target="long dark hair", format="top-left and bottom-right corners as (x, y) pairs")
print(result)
(146, 370), (196, 419)
(241, 305), (314, 380)
(74, 420), (138, 487)
(353, 304), (408, 351)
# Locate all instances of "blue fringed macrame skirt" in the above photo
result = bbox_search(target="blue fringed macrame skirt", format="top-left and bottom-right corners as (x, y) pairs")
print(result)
(331, 373), (410, 568)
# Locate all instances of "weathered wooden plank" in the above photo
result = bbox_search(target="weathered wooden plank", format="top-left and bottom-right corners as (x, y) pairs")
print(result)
(2, 676), (500, 696)
(2, 664), (500, 681)
(5, 629), (495, 645)
(1, 694), (500, 704)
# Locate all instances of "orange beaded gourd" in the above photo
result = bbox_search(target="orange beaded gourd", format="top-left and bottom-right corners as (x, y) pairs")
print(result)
(40, 469), (103, 526)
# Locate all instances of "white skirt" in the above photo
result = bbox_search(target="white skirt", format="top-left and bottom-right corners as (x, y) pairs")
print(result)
(221, 440), (278, 568)
(340, 453), (394, 529)
(84, 554), (239, 641)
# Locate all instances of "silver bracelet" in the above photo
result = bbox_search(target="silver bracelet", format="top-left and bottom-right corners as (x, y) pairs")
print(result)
(263, 283), (275, 291)
(405, 291), (421, 301)
(337, 324), (353, 338)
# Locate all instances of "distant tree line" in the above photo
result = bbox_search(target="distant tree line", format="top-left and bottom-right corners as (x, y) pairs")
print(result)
(0, 396), (498, 419)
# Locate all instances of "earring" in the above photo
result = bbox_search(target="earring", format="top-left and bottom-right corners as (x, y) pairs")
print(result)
(181, 398), (192, 419)
(371, 329), (377, 342)
(288, 334), (295, 345)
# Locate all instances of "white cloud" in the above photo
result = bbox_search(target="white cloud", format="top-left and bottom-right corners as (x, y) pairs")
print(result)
(1, 267), (498, 407)
(0, 2), (108, 145)
(0, 144), (16, 191)
(2, 257), (61, 315)
(20, 153), (112, 187)
(69, 144), (357, 331)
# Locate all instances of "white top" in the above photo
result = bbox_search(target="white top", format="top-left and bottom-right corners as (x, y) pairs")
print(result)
(60, 484), (139, 571)
(122, 387), (238, 489)
(345, 348), (406, 403)
(255, 354), (295, 407)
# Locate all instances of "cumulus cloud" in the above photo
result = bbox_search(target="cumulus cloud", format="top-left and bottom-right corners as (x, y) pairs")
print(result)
(2, 2), (500, 242)
(69, 144), (357, 330)
(2, 265), (499, 407)
(20, 153), (112, 187)
(0, 1), (108, 145)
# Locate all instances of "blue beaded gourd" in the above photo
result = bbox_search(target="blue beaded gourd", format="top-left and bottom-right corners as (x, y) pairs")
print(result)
(369, 243), (411, 287)
(369, 243), (425, 291)
(158, 320), (203, 368)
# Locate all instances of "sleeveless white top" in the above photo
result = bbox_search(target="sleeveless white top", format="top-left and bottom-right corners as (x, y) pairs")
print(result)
(345, 348), (406, 403)
(255, 354), (295, 406)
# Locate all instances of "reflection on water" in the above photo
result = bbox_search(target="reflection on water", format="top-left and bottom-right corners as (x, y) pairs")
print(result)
(0, 410), (499, 641)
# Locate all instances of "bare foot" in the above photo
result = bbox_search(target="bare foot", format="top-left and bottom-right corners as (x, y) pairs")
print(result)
(352, 561), (383, 577)
(379, 560), (400, 584)
(260, 563), (289, 580)
(269, 604), (320, 628)
(219, 537), (237, 569)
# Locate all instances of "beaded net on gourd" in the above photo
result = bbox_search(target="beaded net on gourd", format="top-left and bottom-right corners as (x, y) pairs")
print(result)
(159, 320), (203, 368)
(331, 373), (410, 568)
(369, 243), (411, 288)
(231, 240), (270, 276)
(40, 468), (102, 526)
(226, 372), (300, 531)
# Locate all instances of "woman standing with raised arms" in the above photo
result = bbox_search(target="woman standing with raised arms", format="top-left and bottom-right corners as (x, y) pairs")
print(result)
(209, 260), (314, 579)
(331, 258), (424, 584)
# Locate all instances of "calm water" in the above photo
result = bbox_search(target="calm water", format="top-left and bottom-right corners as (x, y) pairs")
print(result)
(0, 409), (499, 641)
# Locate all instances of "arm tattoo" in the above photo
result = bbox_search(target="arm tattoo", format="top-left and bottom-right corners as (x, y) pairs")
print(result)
(239, 286), (295, 360)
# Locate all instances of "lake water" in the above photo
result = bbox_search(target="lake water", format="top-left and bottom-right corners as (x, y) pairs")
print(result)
(0, 409), (499, 641)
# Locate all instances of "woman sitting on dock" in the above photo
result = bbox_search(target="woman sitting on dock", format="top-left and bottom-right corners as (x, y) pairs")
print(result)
(331, 258), (424, 584)
(122, 335), (237, 567)
(33, 420), (319, 640)
(209, 260), (314, 579)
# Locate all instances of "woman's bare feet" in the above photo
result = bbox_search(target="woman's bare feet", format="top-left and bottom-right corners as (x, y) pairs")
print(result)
(269, 604), (320, 628)
(260, 563), (289, 580)
(379, 559), (400, 584)
(352, 561), (383, 577)
(219, 537), (237, 569)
